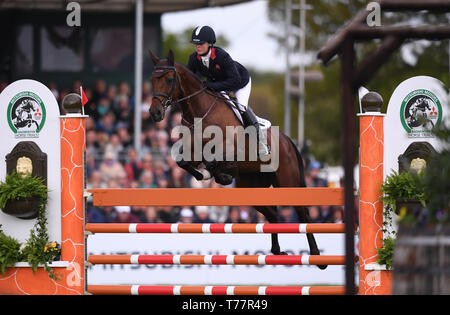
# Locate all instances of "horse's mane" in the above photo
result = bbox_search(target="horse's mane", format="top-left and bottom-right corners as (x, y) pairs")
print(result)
(175, 61), (203, 84)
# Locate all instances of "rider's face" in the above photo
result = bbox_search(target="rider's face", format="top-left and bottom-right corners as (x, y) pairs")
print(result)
(195, 42), (209, 55)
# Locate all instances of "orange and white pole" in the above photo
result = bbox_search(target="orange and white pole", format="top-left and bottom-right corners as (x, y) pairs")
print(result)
(60, 113), (87, 295)
(358, 92), (392, 295)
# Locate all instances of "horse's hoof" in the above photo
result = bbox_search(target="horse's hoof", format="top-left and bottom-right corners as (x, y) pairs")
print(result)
(215, 174), (233, 185)
(317, 264), (328, 270)
(193, 172), (204, 181)
(271, 250), (288, 255)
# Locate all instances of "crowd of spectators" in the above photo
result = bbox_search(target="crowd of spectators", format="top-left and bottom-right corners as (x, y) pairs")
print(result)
(0, 79), (346, 225)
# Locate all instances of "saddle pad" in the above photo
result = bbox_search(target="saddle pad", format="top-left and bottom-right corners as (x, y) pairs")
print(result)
(223, 94), (271, 130)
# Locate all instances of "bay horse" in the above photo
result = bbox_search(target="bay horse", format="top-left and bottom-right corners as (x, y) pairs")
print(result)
(149, 50), (326, 269)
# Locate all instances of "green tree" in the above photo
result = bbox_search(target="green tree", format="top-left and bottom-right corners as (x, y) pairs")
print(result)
(267, 0), (450, 165)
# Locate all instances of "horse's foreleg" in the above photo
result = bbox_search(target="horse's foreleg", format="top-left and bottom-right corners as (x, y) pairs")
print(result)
(294, 206), (327, 270)
(176, 160), (205, 180)
(254, 205), (287, 255)
(174, 146), (212, 181)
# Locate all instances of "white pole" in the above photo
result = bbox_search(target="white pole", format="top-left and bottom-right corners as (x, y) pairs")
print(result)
(284, 0), (292, 137)
(298, 0), (306, 147)
(134, 0), (143, 154)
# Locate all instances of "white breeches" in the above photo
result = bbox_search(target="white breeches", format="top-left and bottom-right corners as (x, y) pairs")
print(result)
(221, 77), (252, 110)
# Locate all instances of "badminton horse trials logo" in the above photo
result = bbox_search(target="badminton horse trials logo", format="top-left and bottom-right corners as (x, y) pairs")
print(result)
(7, 91), (46, 138)
(400, 89), (442, 138)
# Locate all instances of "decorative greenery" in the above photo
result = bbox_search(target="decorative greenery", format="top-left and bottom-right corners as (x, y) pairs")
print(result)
(0, 171), (48, 210)
(381, 170), (426, 215)
(0, 172), (60, 280)
(0, 225), (22, 274)
(376, 236), (395, 270)
(377, 124), (450, 268)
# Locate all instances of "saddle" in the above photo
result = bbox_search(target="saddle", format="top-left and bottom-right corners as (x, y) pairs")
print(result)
(221, 92), (271, 130)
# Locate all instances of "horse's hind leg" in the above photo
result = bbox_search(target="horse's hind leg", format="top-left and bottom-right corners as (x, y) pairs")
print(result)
(254, 205), (287, 255)
(294, 206), (327, 270)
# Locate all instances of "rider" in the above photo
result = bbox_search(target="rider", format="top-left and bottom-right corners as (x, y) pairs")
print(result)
(187, 25), (270, 158)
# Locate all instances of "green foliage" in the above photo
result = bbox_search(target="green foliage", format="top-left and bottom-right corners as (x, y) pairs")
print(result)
(0, 226), (22, 274)
(376, 237), (395, 269)
(266, 0), (450, 165)
(381, 170), (427, 214)
(0, 172), (48, 210)
(0, 173), (60, 279)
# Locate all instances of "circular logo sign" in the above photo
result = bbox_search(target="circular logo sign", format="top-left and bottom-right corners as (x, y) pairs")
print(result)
(400, 89), (442, 138)
(7, 91), (46, 138)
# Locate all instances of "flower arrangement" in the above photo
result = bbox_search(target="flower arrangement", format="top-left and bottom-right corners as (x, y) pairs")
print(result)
(0, 172), (60, 279)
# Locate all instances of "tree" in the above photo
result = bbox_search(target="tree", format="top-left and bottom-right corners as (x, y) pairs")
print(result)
(267, 0), (450, 165)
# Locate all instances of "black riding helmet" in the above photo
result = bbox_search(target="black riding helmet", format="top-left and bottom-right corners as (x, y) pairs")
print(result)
(190, 25), (216, 45)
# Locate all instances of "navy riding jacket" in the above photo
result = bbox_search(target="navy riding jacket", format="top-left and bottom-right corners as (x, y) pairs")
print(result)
(187, 46), (250, 92)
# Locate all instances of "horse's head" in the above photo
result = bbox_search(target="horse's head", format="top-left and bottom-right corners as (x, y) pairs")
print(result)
(149, 49), (179, 122)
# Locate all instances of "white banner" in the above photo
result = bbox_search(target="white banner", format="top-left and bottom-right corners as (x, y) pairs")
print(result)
(87, 233), (352, 286)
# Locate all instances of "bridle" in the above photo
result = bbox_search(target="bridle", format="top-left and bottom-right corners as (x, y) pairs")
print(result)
(151, 65), (179, 113)
(152, 64), (240, 128)
(151, 65), (207, 115)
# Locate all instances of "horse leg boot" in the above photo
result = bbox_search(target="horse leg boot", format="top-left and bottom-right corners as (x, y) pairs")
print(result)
(241, 107), (270, 159)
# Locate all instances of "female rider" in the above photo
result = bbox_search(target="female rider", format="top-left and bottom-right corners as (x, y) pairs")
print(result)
(186, 25), (270, 158)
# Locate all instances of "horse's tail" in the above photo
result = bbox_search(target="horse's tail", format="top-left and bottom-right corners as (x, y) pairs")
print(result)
(286, 136), (307, 188)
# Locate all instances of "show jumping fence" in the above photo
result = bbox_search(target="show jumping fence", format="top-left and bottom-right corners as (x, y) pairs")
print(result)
(85, 187), (351, 295)
(0, 81), (392, 295)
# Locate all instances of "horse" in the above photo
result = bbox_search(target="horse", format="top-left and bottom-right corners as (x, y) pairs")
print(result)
(149, 50), (326, 269)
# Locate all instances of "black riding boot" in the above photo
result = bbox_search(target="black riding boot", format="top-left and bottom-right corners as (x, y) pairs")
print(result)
(241, 107), (270, 158)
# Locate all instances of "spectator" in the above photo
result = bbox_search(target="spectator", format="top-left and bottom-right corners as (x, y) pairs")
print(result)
(143, 207), (162, 223)
(92, 79), (107, 104)
(85, 149), (99, 179)
(99, 150), (125, 182)
(278, 206), (297, 223)
(332, 206), (344, 223)
(130, 206), (146, 222)
(114, 94), (133, 123)
(307, 161), (328, 187)
(225, 206), (244, 223)
(95, 96), (112, 119)
(116, 123), (132, 148)
(168, 167), (188, 188)
(157, 206), (177, 223)
(178, 207), (194, 223)
(123, 148), (143, 185)
(307, 206), (322, 223)
(113, 206), (141, 223)
(209, 205), (229, 223)
(96, 110), (116, 135)
(319, 205), (334, 223)
(238, 206), (256, 223)
(87, 204), (106, 223)
(104, 133), (124, 161)
(116, 170), (129, 188)
(194, 206), (214, 223)
(141, 153), (154, 172)
(139, 170), (157, 188)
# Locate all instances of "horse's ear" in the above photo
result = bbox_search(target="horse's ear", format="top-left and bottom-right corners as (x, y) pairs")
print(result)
(167, 50), (174, 66)
(149, 50), (159, 65)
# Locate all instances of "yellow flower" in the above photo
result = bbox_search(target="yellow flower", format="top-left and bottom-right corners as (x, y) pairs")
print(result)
(44, 242), (57, 252)
(397, 206), (407, 221)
